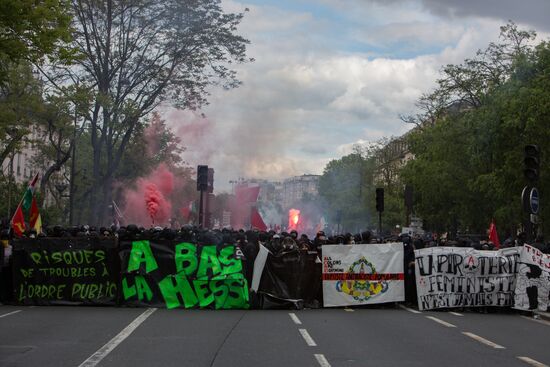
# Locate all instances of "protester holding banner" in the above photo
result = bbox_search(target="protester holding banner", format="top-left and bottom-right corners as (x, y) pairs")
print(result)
(403, 235), (417, 305)
(4, 222), (550, 313)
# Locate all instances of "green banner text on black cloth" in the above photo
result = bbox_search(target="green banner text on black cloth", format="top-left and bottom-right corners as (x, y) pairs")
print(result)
(12, 237), (119, 305)
(119, 240), (249, 309)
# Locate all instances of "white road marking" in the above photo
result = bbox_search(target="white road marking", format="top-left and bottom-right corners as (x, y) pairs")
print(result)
(398, 304), (421, 314)
(344, 308), (354, 312)
(299, 329), (317, 347)
(425, 316), (456, 328)
(289, 312), (302, 325)
(0, 310), (21, 318)
(315, 354), (332, 367)
(78, 308), (156, 367)
(521, 315), (550, 327)
(462, 332), (505, 349)
(449, 312), (463, 316)
(517, 356), (549, 367)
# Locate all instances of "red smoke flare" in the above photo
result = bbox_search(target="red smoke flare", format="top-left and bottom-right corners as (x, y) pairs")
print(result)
(145, 183), (162, 224)
(122, 164), (174, 226)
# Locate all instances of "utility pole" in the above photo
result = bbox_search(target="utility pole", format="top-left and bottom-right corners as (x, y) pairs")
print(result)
(522, 145), (540, 242)
(197, 165), (209, 227)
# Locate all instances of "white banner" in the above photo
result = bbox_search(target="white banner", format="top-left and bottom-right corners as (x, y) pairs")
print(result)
(322, 243), (404, 307)
(415, 247), (520, 311)
(251, 244), (270, 292)
(514, 244), (550, 311)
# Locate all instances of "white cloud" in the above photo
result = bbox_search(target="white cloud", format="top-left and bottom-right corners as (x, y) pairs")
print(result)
(160, 0), (547, 192)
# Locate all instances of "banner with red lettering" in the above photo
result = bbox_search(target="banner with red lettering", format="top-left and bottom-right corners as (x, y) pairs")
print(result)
(322, 243), (404, 307)
(415, 247), (520, 311)
(514, 244), (550, 311)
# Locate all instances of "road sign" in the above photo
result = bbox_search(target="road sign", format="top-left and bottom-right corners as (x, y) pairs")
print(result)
(530, 187), (540, 214)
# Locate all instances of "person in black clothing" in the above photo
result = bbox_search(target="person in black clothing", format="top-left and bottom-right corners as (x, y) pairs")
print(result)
(404, 235), (421, 306)
(311, 231), (327, 252)
(360, 231), (372, 244)
(298, 234), (312, 250)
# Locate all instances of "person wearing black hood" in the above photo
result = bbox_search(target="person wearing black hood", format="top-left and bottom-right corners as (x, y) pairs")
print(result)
(298, 234), (312, 250)
(311, 231), (327, 252)
(402, 235), (416, 306)
(361, 231), (372, 244)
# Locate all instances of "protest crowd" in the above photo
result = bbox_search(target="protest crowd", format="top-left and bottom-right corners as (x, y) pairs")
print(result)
(0, 221), (548, 314)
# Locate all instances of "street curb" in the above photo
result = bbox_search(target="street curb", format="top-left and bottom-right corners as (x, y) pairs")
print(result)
(534, 311), (550, 322)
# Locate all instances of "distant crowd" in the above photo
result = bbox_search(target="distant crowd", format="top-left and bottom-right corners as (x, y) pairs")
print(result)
(2, 221), (547, 255)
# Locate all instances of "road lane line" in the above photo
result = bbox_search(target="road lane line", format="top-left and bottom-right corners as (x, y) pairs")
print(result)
(449, 312), (463, 316)
(0, 310), (21, 318)
(78, 308), (156, 367)
(425, 316), (456, 328)
(521, 315), (550, 327)
(299, 329), (317, 347)
(398, 305), (421, 314)
(344, 308), (354, 312)
(289, 313), (302, 325)
(315, 354), (331, 367)
(462, 332), (505, 349)
(518, 356), (549, 367)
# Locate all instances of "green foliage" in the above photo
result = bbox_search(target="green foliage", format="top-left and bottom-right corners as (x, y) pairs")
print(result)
(401, 23), (550, 238)
(0, 175), (25, 222)
(318, 152), (372, 232)
(0, 63), (44, 162)
(0, 0), (74, 84)
(40, 0), (251, 224)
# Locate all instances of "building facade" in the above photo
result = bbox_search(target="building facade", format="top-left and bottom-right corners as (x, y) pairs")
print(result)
(373, 134), (414, 186)
(282, 174), (320, 209)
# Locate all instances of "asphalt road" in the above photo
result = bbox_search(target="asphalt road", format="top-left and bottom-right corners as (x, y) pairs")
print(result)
(1, 304), (549, 367)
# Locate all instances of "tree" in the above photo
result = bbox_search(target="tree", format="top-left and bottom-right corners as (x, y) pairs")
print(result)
(0, 63), (44, 164)
(40, 0), (251, 224)
(0, 0), (73, 84)
(318, 150), (373, 233)
(401, 23), (550, 238)
(42, 0), (252, 223)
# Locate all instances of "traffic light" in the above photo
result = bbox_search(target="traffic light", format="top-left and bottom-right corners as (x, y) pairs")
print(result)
(197, 165), (208, 191)
(376, 188), (384, 212)
(523, 145), (540, 182)
(207, 168), (214, 194)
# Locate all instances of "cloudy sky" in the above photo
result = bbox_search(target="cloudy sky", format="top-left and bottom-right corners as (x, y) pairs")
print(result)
(164, 0), (550, 192)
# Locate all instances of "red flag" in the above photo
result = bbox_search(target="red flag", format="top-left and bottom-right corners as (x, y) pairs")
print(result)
(235, 185), (260, 203)
(11, 205), (25, 237)
(30, 197), (42, 233)
(489, 220), (501, 249)
(250, 207), (267, 231)
(179, 201), (193, 221)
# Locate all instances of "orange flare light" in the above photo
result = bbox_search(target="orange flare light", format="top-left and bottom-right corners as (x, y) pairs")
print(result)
(288, 208), (300, 230)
